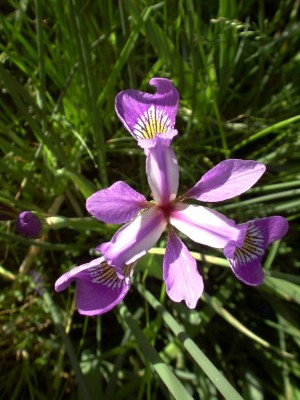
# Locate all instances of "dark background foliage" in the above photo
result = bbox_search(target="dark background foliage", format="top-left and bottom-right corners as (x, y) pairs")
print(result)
(0, 1), (299, 399)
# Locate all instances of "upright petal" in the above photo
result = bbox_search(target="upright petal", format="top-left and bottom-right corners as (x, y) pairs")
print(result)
(99, 206), (167, 268)
(163, 231), (204, 309)
(55, 257), (135, 315)
(170, 203), (241, 248)
(224, 216), (289, 286)
(115, 77), (179, 140)
(184, 159), (266, 202)
(86, 181), (148, 224)
(146, 136), (179, 206)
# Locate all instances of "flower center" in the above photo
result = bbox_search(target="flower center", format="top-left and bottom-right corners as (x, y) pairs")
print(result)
(158, 202), (174, 220)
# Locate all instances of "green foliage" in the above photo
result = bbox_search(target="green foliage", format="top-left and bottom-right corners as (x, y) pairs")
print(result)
(1, 0), (299, 399)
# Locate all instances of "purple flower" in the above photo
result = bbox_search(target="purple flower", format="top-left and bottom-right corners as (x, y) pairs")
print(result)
(87, 137), (266, 309)
(55, 257), (135, 316)
(115, 78), (179, 148)
(224, 216), (289, 286)
(55, 77), (289, 316)
(16, 211), (42, 238)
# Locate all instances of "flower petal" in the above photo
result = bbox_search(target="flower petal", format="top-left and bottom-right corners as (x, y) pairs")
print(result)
(55, 257), (134, 315)
(170, 203), (241, 248)
(146, 136), (179, 206)
(86, 181), (147, 224)
(224, 216), (289, 286)
(163, 231), (204, 308)
(98, 206), (167, 268)
(184, 159), (266, 202)
(115, 77), (179, 140)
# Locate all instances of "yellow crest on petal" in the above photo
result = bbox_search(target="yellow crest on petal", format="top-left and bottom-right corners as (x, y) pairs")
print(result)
(133, 105), (172, 139)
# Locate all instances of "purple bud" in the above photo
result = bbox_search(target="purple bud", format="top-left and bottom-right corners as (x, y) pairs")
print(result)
(16, 211), (42, 238)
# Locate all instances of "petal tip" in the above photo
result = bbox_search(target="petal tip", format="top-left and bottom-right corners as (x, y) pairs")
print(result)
(54, 275), (69, 292)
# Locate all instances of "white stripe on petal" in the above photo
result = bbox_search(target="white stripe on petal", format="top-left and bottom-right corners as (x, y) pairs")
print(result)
(170, 203), (241, 248)
(99, 206), (167, 268)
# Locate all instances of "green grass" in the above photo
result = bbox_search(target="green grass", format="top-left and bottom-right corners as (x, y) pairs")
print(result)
(1, 1), (300, 399)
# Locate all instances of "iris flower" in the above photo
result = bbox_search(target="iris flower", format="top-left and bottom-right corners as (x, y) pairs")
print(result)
(55, 78), (288, 315)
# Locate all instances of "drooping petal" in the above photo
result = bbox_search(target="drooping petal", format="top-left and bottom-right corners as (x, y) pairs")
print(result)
(99, 206), (167, 268)
(184, 159), (266, 202)
(224, 216), (289, 286)
(16, 211), (42, 238)
(170, 203), (241, 248)
(55, 257), (135, 315)
(163, 231), (204, 309)
(86, 181), (148, 224)
(146, 135), (179, 206)
(115, 77), (179, 140)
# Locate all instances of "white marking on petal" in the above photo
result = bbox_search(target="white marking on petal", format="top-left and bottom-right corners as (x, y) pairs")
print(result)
(133, 105), (172, 139)
(233, 222), (266, 267)
(88, 261), (135, 288)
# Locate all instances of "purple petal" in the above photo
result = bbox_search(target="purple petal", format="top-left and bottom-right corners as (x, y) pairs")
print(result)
(263, 216), (289, 244)
(115, 77), (179, 140)
(146, 136), (179, 206)
(229, 256), (265, 286)
(170, 203), (241, 248)
(99, 206), (167, 268)
(16, 211), (42, 238)
(86, 181), (147, 224)
(224, 216), (289, 286)
(163, 231), (204, 308)
(55, 257), (134, 315)
(184, 159), (266, 202)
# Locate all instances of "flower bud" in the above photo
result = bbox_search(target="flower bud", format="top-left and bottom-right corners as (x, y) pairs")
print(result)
(16, 211), (42, 238)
